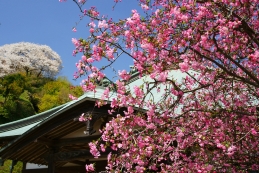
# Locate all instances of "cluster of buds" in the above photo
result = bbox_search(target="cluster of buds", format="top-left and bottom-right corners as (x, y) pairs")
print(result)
(79, 113), (92, 122)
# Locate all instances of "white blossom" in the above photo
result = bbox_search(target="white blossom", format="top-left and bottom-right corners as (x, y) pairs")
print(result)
(0, 42), (62, 77)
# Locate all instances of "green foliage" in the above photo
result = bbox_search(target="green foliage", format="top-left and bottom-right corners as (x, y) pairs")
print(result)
(37, 76), (83, 112)
(0, 73), (83, 124)
(0, 98), (36, 123)
(0, 73), (26, 100)
(0, 160), (22, 173)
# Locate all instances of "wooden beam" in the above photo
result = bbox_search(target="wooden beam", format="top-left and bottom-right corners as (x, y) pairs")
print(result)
(54, 150), (91, 161)
(0, 136), (19, 147)
(22, 166), (86, 173)
(34, 137), (53, 146)
(47, 147), (59, 173)
(42, 149), (111, 162)
(35, 135), (101, 147)
(54, 135), (101, 146)
(68, 160), (86, 166)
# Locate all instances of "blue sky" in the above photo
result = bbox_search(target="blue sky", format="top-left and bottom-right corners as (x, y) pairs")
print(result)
(0, 0), (140, 85)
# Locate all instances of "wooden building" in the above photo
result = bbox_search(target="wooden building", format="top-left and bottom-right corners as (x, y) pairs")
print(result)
(0, 87), (119, 173)
(0, 70), (186, 173)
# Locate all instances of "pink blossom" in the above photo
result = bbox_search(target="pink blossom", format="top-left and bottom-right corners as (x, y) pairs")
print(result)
(98, 20), (108, 28)
(72, 27), (77, 32)
(226, 145), (237, 156)
(217, 143), (226, 150)
(71, 38), (80, 47)
(81, 55), (87, 61)
(90, 27), (96, 32)
(118, 70), (130, 80)
(78, 0), (85, 3)
(146, 123), (156, 129)
(111, 98), (117, 108)
(251, 128), (257, 135)
(89, 22), (96, 28)
(68, 0), (259, 171)
(106, 48), (114, 59)
(141, 4), (149, 10)
(86, 58), (94, 63)
(117, 143), (123, 148)
(179, 61), (189, 72)
(79, 114), (86, 121)
(85, 164), (95, 172)
(68, 94), (78, 100)
(157, 72), (167, 82)
(100, 144), (106, 152)
(102, 87), (110, 99)
(89, 142), (100, 158)
(127, 106), (134, 114)
(134, 86), (144, 97)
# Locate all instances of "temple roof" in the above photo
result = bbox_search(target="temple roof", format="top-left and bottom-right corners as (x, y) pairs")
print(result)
(0, 86), (119, 167)
(0, 104), (68, 138)
(0, 86), (116, 138)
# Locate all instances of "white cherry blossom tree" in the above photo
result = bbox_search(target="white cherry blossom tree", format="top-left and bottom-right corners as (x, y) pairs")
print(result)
(0, 42), (62, 77)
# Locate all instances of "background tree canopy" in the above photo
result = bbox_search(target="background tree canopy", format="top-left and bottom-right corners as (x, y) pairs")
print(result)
(0, 42), (83, 124)
(0, 42), (62, 78)
(0, 72), (83, 124)
(36, 76), (84, 112)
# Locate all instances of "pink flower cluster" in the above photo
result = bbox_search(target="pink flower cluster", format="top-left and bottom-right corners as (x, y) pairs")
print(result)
(85, 164), (94, 172)
(63, 0), (259, 172)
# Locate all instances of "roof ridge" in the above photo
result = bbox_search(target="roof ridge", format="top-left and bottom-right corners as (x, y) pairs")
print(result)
(0, 103), (68, 132)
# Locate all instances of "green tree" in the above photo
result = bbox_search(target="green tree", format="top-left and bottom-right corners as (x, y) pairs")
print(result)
(0, 73), (83, 123)
(0, 73), (25, 103)
(0, 73), (35, 123)
(0, 42), (62, 78)
(0, 160), (22, 173)
(36, 77), (83, 112)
